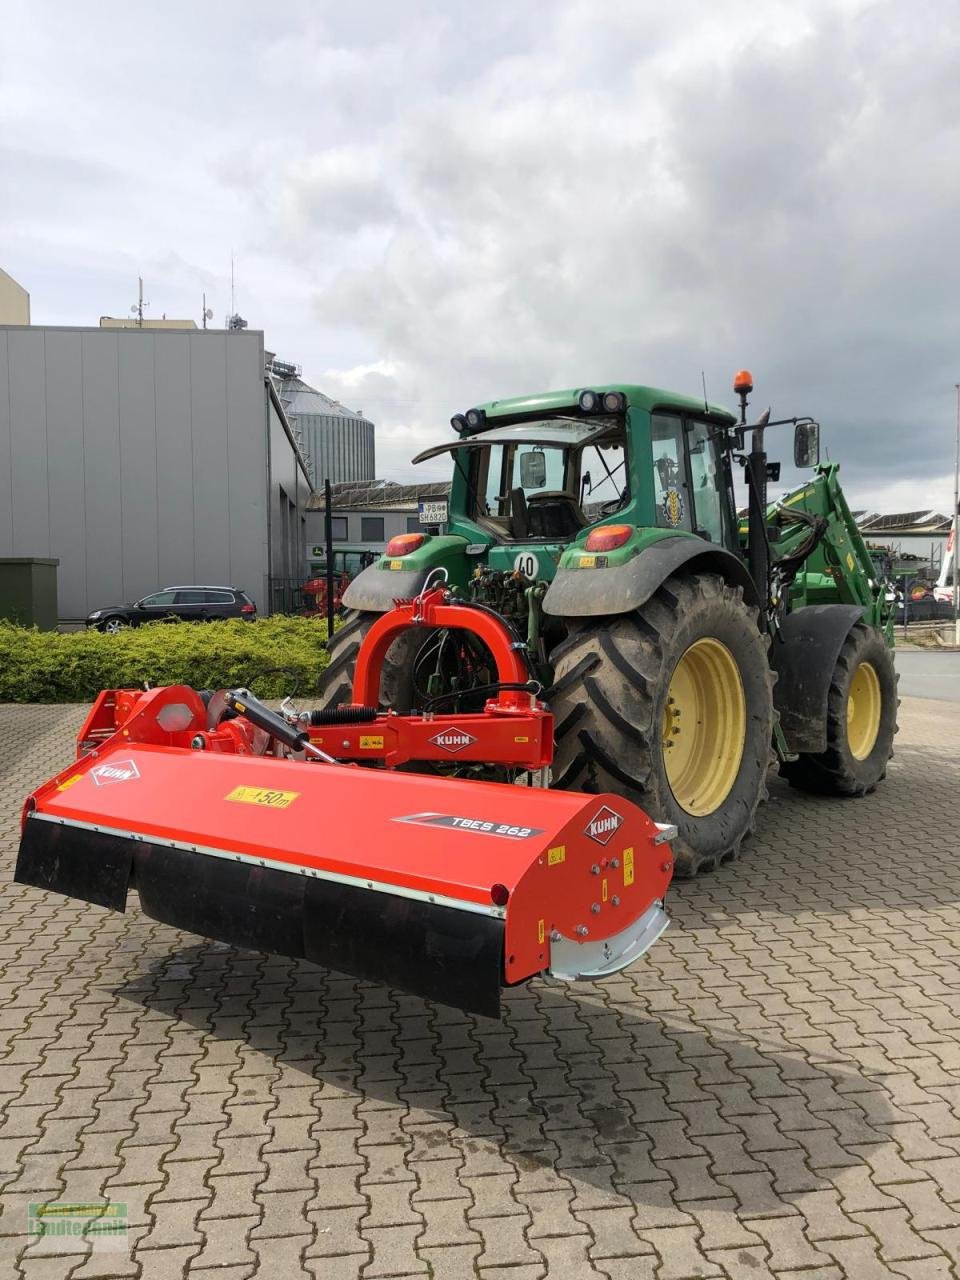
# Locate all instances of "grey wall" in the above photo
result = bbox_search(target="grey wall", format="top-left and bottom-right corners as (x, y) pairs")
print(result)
(0, 326), (307, 620)
(267, 391), (312, 612)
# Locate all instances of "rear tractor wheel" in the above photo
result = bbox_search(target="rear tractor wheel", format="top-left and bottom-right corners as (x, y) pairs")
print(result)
(316, 609), (422, 712)
(780, 621), (897, 796)
(548, 573), (775, 878)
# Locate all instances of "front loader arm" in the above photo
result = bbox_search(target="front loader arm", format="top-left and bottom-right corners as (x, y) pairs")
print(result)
(770, 464), (890, 633)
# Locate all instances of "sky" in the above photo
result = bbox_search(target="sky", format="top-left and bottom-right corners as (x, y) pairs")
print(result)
(2, 0), (959, 513)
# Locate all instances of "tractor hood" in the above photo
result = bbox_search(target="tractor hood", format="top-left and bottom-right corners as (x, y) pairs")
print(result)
(411, 418), (618, 465)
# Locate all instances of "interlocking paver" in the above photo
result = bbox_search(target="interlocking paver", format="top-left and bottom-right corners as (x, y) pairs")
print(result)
(2, 696), (960, 1276)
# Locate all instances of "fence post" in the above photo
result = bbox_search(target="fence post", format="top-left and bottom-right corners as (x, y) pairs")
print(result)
(324, 478), (335, 643)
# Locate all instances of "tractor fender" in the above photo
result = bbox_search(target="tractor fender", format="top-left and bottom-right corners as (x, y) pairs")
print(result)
(770, 604), (866, 754)
(342, 565), (435, 612)
(542, 536), (758, 618)
(342, 535), (472, 612)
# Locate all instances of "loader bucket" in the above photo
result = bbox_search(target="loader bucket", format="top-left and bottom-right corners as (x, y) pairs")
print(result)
(17, 740), (672, 1018)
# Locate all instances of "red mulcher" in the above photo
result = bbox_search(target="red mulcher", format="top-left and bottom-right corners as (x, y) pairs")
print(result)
(15, 587), (673, 1017)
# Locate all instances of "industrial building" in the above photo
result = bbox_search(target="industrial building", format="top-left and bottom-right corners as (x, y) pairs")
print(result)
(0, 324), (312, 622)
(305, 480), (451, 572)
(854, 509), (952, 578)
(269, 359), (375, 487)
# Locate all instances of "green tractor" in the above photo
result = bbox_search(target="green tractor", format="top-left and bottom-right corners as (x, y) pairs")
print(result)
(319, 371), (897, 878)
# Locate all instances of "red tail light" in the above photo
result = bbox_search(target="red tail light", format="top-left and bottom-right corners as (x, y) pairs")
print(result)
(240, 603), (256, 615)
(585, 524), (633, 552)
(386, 533), (425, 557)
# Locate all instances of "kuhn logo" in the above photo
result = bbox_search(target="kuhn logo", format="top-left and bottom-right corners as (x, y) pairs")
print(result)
(428, 727), (477, 754)
(585, 805), (623, 846)
(90, 759), (140, 786)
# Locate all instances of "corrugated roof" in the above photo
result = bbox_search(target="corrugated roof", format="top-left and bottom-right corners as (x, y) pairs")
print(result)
(307, 479), (451, 511)
(856, 510), (952, 533)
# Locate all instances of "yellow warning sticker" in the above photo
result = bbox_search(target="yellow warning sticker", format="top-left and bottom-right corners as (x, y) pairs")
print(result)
(225, 786), (299, 810)
(846, 552), (855, 571)
(359, 735), (384, 749)
(579, 555), (596, 568)
(602, 878), (608, 902)
(623, 847), (635, 887)
(57, 774), (83, 792)
(547, 845), (565, 866)
(389, 559), (404, 570)
(538, 918), (545, 944)
(514, 735), (529, 743)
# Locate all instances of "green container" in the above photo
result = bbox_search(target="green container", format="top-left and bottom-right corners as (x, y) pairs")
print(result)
(0, 559), (60, 630)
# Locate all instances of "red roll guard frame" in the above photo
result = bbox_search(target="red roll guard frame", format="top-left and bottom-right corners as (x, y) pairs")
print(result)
(310, 587), (554, 771)
(15, 586), (673, 1018)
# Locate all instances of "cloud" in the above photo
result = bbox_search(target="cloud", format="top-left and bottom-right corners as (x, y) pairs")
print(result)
(1, 0), (958, 511)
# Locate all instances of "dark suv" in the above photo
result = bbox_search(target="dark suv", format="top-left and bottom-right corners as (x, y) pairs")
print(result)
(87, 586), (257, 632)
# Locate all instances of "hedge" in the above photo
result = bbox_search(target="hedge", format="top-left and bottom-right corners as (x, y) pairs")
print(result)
(0, 616), (331, 703)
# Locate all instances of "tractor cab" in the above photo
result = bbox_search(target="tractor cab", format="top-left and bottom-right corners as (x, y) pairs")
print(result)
(412, 416), (628, 544)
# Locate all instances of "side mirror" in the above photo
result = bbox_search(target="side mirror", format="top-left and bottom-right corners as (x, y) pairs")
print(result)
(519, 450), (546, 489)
(794, 420), (820, 468)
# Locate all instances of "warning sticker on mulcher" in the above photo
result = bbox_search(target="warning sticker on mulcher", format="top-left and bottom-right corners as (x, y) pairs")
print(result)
(225, 786), (299, 809)
(395, 812), (545, 839)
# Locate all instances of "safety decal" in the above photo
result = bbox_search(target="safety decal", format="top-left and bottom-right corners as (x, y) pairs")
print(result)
(584, 805), (623, 846)
(225, 786), (299, 809)
(579, 555), (596, 568)
(623, 847), (635, 887)
(395, 812), (545, 839)
(389, 559), (404, 570)
(662, 487), (684, 527)
(547, 845), (565, 865)
(57, 774), (84, 792)
(359, 735), (384, 750)
(428, 727), (478, 754)
(538, 919), (545, 944)
(90, 760), (140, 786)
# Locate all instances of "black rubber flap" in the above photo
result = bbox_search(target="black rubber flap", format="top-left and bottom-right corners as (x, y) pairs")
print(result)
(16, 818), (133, 911)
(135, 841), (504, 1018)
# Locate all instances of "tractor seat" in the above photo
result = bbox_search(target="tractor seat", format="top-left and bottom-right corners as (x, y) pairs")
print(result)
(525, 492), (589, 539)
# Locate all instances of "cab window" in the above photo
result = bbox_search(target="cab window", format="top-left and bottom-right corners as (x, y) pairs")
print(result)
(686, 420), (726, 545)
(650, 415), (693, 532)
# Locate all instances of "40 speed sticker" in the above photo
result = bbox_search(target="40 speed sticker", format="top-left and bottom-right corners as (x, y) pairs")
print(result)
(225, 786), (299, 809)
(395, 812), (545, 839)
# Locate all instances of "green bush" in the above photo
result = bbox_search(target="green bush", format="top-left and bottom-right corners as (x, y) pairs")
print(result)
(0, 616), (330, 703)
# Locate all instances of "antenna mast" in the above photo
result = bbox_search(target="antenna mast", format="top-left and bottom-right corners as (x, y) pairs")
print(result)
(130, 276), (149, 328)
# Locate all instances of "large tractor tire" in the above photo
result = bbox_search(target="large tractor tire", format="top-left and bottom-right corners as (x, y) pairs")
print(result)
(548, 573), (775, 879)
(780, 621), (897, 797)
(317, 610), (420, 712)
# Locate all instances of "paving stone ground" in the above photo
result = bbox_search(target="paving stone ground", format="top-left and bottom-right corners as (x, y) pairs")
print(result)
(0, 697), (958, 1279)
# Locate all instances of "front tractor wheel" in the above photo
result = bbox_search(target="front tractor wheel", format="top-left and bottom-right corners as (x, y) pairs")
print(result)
(548, 574), (775, 878)
(780, 622), (898, 797)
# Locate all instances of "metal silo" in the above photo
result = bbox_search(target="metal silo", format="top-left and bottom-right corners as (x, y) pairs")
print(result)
(269, 359), (375, 487)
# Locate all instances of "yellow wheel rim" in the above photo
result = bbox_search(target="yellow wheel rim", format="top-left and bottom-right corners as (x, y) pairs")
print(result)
(847, 661), (881, 760)
(662, 638), (746, 817)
